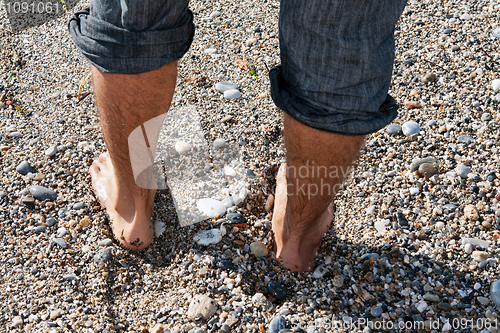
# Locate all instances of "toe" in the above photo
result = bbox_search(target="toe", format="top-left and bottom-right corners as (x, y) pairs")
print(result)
(89, 162), (101, 176)
(276, 163), (287, 183)
(98, 152), (110, 162)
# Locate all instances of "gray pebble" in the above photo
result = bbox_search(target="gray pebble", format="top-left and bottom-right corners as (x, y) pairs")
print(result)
(360, 253), (380, 261)
(410, 157), (438, 172)
(30, 185), (57, 201)
(72, 202), (84, 210)
(47, 218), (56, 227)
(479, 260), (488, 269)
(422, 72), (438, 83)
(16, 161), (34, 175)
(269, 316), (286, 333)
(210, 10), (221, 18)
(98, 238), (113, 247)
(426, 119), (437, 128)
(443, 204), (457, 212)
(370, 306), (383, 317)
(34, 225), (46, 233)
(455, 164), (471, 178)
(58, 208), (69, 218)
(423, 293), (440, 302)
(402, 121), (421, 137)
(221, 196), (242, 208)
(45, 145), (58, 157)
(279, 307), (290, 315)
(54, 238), (67, 249)
(215, 81), (238, 93)
(227, 213), (243, 224)
(57, 227), (67, 237)
(246, 169), (256, 178)
(482, 113), (492, 122)
(224, 89), (241, 99)
(386, 124), (402, 135)
(94, 249), (112, 264)
(458, 135), (474, 145)
(213, 138), (227, 149)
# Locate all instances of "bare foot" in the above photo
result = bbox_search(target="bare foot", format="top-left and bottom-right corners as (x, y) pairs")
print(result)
(89, 152), (155, 250)
(272, 163), (335, 271)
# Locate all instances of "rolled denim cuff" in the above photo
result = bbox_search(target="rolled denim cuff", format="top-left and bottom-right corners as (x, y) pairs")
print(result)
(270, 66), (399, 136)
(68, 6), (194, 74)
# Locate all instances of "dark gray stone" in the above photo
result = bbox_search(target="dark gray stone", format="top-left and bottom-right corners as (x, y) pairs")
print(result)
(47, 218), (56, 227)
(227, 213), (243, 224)
(268, 281), (287, 300)
(72, 202), (84, 210)
(360, 253), (380, 262)
(58, 208), (69, 218)
(34, 226), (46, 233)
(94, 249), (111, 264)
(269, 316), (286, 333)
(370, 306), (383, 317)
(218, 260), (233, 270)
(16, 161), (34, 175)
(397, 211), (409, 226)
(246, 169), (256, 178)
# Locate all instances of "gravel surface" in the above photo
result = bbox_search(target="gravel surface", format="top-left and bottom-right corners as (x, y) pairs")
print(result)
(2, 0), (500, 332)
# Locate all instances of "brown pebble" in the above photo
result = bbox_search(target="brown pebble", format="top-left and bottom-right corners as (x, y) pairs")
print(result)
(33, 173), (45, 181)
(364, 272), (376, 283)
(21, 195), (35, 205)
(405, 101), (422, 109)
(265, 194), (274, 212)
(482, 221), (492, 229)
(418, 163), (438, 180)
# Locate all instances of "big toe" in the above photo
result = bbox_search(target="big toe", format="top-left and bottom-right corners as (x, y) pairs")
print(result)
(89, 162), (101, 177)
(98, 152), (110, 163)
(276, 163), (287, 184)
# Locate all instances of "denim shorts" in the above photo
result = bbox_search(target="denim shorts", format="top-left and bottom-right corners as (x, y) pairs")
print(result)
(69, 0), (407, 136)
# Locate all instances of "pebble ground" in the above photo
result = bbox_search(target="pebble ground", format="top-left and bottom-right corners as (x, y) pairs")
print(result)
(2, 0), (500, 332)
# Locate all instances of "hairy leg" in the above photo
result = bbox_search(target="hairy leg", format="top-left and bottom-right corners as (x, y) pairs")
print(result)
(272, 114), (365, 271)
(89, 62), (177, 250)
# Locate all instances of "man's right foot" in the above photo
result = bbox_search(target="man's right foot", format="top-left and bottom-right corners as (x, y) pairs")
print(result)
(271, 163), (335, 271)
(89, 152), (155, 250)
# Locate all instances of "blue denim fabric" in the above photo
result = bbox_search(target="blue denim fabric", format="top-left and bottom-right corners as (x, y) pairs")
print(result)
(68, 0), (194, 74)
(69, 0), (407, 135)
(270, 0), (407, 135)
